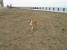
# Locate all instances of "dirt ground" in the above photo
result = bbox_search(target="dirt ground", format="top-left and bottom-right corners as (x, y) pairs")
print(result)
(0, 8), (67, 50)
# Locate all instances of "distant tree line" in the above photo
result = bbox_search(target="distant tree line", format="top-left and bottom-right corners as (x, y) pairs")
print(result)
(7, 4), (16, 8)
(0, 2), (3, 7)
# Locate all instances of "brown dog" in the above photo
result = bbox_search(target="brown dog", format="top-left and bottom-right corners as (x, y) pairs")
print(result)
(28, 19), (39, 31)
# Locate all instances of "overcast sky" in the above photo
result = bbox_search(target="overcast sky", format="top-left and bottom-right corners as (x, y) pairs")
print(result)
(3, 0), (67, 7)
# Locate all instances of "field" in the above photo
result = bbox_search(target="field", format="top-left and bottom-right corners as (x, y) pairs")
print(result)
(0, 8), (67, 50)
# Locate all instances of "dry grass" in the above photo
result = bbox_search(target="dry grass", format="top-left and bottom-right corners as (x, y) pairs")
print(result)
(0, 8), (67, 50)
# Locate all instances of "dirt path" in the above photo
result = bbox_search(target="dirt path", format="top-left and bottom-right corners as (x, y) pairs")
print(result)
(0, 8), (67, 50)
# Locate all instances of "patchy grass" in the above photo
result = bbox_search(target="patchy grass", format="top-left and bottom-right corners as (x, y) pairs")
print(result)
(0, 8), (67, 50)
